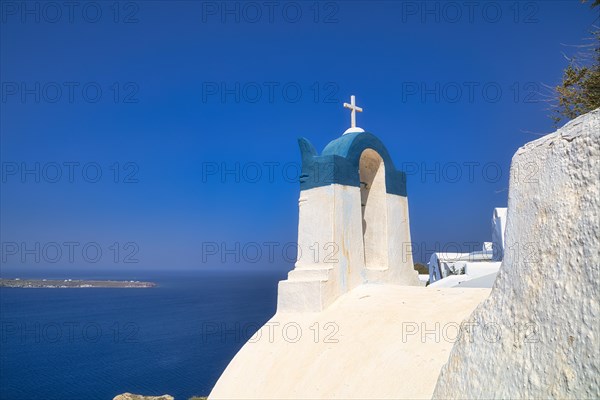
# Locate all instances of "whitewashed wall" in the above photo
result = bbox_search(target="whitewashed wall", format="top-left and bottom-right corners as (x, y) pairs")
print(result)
(433, 109), (600, 399)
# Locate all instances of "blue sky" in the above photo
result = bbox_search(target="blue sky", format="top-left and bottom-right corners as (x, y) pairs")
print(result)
(1, 1), (598, 270)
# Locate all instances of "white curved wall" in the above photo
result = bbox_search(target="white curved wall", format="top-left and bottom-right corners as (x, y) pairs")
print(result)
(433, 109), (600, 399)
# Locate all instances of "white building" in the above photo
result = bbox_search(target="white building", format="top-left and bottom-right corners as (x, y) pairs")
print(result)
(427, 207), (507, 288)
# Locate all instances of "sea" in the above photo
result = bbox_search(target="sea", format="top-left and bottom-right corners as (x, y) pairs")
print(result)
(0, 267), (287, 400)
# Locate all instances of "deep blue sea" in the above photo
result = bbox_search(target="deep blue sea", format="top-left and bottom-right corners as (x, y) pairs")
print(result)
(0, 268), (286, 400)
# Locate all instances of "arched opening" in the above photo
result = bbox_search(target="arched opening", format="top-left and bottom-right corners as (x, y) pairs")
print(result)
(359, 149), (389, 270)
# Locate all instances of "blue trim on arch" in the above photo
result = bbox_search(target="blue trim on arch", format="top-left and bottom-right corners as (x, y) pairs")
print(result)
(298, 131), (407, 196)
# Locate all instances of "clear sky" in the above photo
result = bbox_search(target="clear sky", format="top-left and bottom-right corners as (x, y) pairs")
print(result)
(1, 1), (598, 271)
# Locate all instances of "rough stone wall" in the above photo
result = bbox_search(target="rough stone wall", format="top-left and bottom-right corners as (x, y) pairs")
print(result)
(432, 109), (600, 399)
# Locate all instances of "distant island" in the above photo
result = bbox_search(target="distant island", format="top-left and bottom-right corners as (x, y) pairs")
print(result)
(0, 279), (156, 289)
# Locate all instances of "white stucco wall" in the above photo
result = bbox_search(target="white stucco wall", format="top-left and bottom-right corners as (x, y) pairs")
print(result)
(210, 285), (490, 400)
(433, 109), (600, 399)
(491, 207), (507, 261)
(278, 182), (419, 313)
(278, 184), (366, 312)
(360, 148), (389, 271)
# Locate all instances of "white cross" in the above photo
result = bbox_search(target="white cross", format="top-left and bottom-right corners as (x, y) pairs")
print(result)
(343, 95), (363, 128)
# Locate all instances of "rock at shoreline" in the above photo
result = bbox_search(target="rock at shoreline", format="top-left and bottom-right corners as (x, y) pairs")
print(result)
(113, 393), (174, 400)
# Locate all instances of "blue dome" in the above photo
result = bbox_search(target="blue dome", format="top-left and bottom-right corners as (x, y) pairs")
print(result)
(297, 131), (407, 196)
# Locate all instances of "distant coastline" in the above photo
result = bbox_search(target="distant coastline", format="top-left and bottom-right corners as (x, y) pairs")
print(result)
(0, 278), (156, 289)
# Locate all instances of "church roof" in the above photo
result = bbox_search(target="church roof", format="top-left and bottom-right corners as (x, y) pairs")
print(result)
(298, 131), (407, 196)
